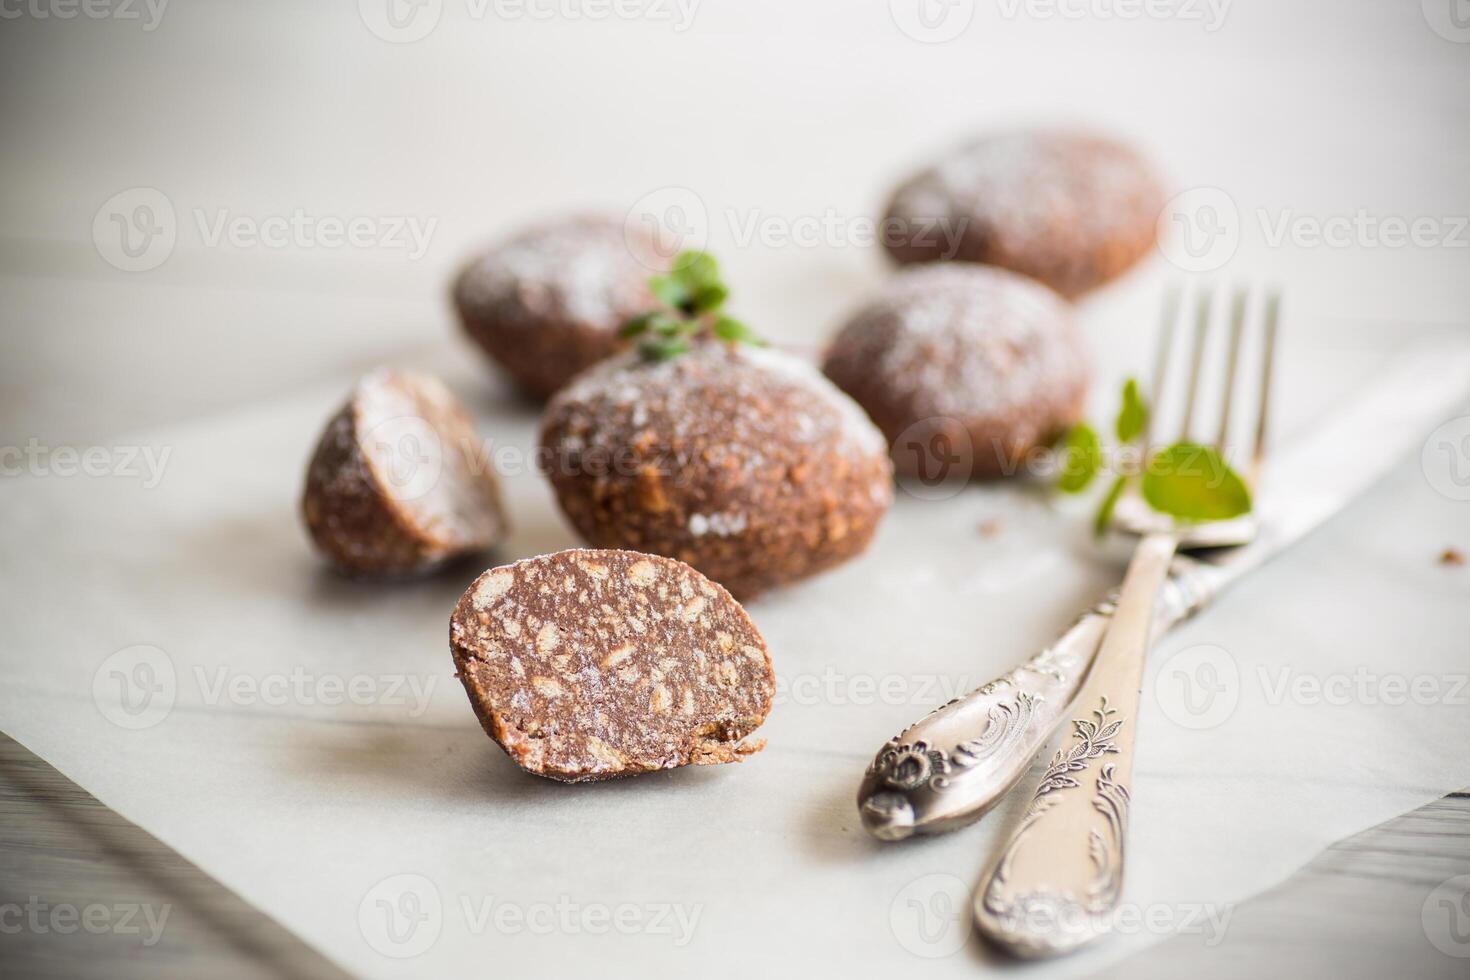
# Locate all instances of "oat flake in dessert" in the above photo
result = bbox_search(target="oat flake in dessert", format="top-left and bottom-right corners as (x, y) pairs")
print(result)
(538, 341), (894, 600)
(450, 549), (774, 782)
(452, 213), (671, 399)
(882, 129), (1166, 297)
(301, 369), (508, 576)
(823, 264), (1089, 482)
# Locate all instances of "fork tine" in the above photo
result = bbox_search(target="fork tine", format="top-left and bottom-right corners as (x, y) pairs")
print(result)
(1248, 288), (1282, 489)
(1179, 285), (1212, 440)
(1141, 285), (1182, 458)
(1214, 286), (1249, 453)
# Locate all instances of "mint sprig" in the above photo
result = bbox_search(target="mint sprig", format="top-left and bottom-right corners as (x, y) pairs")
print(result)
(621, 251), (764, 361)
(1056, 423), (1101, 495)
(1057, 377), (1252, 534)
(1094, 475), (1128, 538)
(1142, 443), (1251, 521)
(1116, 378), (1147, 443)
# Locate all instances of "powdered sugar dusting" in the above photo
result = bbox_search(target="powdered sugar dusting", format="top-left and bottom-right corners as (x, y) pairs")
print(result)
(455, 214), (656, 331)
(889, 130), (1162, 260)
(688, 512), (748, 537)
(737, 344), (888, 456)
(550, 342), (887, 469)
(829, 264), (1086, 421)
(541, 343), (894, 596)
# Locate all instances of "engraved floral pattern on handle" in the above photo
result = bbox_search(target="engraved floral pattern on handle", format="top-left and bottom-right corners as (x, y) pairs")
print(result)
(855, 554), (1222, 842)
(856, 610), (1112, 840)
(973, 531), (1178, 958)
(865, 692), (1042, 794)
(975, 697), (1130, 955)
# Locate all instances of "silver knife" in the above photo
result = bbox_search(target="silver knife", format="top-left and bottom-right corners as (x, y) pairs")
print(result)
(857, 337), (1470, 840)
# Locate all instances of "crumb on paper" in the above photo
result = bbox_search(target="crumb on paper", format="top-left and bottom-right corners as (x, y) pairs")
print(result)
(1439, 547), (1465, 567)
(979, 518), (1004, 538)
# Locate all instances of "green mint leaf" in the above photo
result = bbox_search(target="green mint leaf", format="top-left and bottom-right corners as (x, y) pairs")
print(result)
(1116, 377), (1147, 443)
(635, 252), (749, 362)
(1141, 442), (1252, 521)
(638, 336), (691, 362)
(648, 275), (689, 311)
(651, 252), (723, 314)
(1056, 423), (1101, 494)
(1093, 475), (1128, 538)
(621, 312), (686, 339)
(710, 315), (743, 342)
(711, 315), (764, 346)
(671, 250), (718, 285)
(689, 282), (729, 314)
(652, 315), (686, 337)
(619, 312), (657, 338)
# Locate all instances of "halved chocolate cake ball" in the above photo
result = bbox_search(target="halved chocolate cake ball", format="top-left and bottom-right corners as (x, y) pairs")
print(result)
(882, 129), (1165, 297)
(452, 214), (670, 399)
(539, 342), (894, 600)
(302, 369), (507, 576)
(823, 264), (1088, 481)
(450, 549), (774, 782)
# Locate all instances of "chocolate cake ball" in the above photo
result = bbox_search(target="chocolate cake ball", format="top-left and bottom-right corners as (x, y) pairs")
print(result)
(823, 264), (1088, 481)
(450, 549), (774, 782)
(882, 129), (1165, 297)
(302, 369), (508, 576)
(452, 214), (669, 399)
(539, 342), (893, 600)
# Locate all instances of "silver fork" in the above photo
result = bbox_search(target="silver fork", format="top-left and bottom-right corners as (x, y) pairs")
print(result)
(971, 283), (1280, 958)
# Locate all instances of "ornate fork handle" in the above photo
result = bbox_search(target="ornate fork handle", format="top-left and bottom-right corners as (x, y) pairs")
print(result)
(856, 550), (1220, 841)
(973, 532), (1178, 957)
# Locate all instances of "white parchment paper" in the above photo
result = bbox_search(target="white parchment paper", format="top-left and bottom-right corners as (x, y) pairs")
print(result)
(3, 318), (1469, 979)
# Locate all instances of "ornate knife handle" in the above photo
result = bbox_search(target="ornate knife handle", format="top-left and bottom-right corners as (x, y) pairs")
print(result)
(856, 552), (1219, 841)
(973, 532), (1178, 957)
